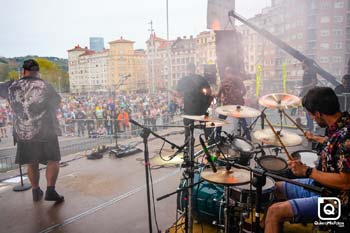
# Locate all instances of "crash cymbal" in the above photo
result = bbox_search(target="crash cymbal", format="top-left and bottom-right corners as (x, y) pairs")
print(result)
(182, 114), (224, 122)
(253, 128), (302, 147)
(259, 93), (301, 109)
(215, 105), (261, 118)
(201, 120), (229, 128)
(201, 167), (250, 186)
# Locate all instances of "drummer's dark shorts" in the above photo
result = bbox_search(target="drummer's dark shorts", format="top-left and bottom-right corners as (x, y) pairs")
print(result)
(281, 178), (321, 223)
(15, 137), (61, 165)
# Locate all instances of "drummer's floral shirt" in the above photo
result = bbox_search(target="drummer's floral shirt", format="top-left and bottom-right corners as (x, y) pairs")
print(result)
(318, 111), (350, 204)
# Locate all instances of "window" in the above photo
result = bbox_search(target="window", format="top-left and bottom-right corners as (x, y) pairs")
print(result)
(319, 57), (329, 63)
(334, 16), (344, 23)
(320, 43), (330, 49)
(321, 30), (330, 37)
(334, 1), (344, 8)
(334, 42), (342, 49)
(321, 16), (330, 23)
(333, 56), (341, 63)
(333, 29), (343, 36)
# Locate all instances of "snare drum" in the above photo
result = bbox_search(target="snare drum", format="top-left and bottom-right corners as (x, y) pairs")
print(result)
(256, 155), (288, 174)
(230, 176), (275, 208)
(218, 136), (255, 166)
(291, 150), (319, 167)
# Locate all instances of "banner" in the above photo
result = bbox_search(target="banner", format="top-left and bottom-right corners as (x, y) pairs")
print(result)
(283, 63), (287, 93)
(256, 64), (261, 97)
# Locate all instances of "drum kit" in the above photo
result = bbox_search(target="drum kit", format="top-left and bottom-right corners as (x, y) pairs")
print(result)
(169, 93), (321, 233)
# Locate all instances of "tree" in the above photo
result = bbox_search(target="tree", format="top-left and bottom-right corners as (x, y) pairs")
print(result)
(7, 71), (19, 80)
(36, 58), (69, 92)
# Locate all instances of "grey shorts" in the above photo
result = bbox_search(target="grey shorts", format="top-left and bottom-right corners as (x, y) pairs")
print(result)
(15, 136), (61, 165)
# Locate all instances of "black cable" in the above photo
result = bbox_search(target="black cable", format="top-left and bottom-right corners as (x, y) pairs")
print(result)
(148, 161), (161, 233)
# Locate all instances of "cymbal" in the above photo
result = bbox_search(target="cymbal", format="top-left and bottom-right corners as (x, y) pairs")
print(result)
(182, 114), (224, 123)
(202, 120), (229, 128)
(201, 167), (250, 186)
(259, 93), (301, 109)
(215, 105), (261, 118)
(253, 128), (303, 147)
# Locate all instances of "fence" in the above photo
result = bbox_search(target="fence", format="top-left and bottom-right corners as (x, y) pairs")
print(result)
(0, 114), (183, 173)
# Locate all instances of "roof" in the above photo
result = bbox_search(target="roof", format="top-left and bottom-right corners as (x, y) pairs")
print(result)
(109, 36), (134, 44)
(67, 45), (87, 52)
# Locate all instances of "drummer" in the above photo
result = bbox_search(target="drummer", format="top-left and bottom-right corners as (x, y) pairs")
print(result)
(263, 87), (350, 233)
(216, 66), (251, 140)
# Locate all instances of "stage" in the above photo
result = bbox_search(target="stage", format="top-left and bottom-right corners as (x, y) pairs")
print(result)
(0, 125), (316, 233)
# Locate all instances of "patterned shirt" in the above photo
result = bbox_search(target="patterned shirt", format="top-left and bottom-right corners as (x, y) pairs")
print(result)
(217, 77), (246, 106)
(318, 111), (350, 204)
(0, 76), (61, 142)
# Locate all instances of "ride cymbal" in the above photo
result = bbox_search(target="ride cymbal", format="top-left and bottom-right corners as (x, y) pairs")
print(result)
(253, 128), (302, 147)
(259, 93), (301, 109)
(201, 167), (250, 186)
(215, 105), (261, 118)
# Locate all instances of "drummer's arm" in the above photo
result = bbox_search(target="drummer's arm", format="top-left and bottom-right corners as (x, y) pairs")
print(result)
(290, 160), (350, 190)
(309, 170), (350, 190)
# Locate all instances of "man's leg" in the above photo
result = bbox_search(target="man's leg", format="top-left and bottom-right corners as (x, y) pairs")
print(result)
(28, 163), (43, 201)
(45, 160), (64, 202)
(264, 201), (294, 233)
(27, 163), (40, 188)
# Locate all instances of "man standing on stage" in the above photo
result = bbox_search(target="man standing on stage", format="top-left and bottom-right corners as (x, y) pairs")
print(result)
(216, 66), (251, 140)
(175, 63), (213, 151)
(263, 87), (350, 233)
(300, 59), (317, 131)
(0, 59), (64, 203)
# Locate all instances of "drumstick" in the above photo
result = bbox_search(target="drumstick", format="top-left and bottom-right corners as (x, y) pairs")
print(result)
(263, 116), (294, 161)
(282, 110), (305, 134)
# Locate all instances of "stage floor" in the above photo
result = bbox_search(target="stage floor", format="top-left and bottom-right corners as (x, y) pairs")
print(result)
(0, 126), (312, 233)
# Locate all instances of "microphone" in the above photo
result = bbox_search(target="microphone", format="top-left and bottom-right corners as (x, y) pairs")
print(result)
(199, 135), (217, 173)
(129, 118), (142, 128)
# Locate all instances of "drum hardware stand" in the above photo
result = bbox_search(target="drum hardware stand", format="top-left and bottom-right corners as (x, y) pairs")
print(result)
(129, 119), (182, 233)
(247, 107), (267, 132)
(228, 161), (324, 233)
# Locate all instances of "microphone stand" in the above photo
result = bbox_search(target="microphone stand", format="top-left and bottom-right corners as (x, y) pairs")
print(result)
(129, 119), (182, 233)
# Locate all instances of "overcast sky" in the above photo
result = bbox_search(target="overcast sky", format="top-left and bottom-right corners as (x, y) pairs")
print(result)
(0, 0), (270, 58)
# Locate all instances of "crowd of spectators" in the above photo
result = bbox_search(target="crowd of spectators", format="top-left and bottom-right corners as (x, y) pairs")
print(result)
(0, 92), (182, 139)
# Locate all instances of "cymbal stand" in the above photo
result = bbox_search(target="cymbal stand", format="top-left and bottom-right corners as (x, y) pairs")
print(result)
(247, 107), (267, 132)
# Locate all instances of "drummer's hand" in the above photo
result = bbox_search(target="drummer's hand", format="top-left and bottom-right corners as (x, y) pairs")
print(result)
(304, 131), (315, 141)
(288, 160), (307, 177)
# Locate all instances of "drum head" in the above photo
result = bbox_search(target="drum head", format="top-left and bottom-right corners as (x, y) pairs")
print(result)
(258, 156), (287, 172)
(231, 176), (275, 192)
(291, 150), (319, 167)
(232, 137), (254, 153)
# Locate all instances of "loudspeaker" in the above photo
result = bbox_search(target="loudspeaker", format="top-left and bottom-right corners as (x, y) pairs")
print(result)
(87, 152), (103, 160)
(214, 30), (244, 80)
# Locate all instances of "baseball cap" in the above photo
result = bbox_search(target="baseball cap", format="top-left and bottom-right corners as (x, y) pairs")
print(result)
(22, 59), (40, 71)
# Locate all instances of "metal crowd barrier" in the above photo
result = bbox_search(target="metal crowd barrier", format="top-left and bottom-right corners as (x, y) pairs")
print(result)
(0, 114), (183, 173)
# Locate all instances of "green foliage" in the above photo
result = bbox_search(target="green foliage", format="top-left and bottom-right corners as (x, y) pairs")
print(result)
(7, 71), (19, 80)
(0, 56), (69, 92)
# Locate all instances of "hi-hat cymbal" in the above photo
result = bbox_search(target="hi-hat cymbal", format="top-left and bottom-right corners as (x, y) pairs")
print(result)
(182, 114), (224, 122)
(253, 128), (302, 147)
(215, 105), (261, 118)
(201, 167), (250, 186)
(259, 93), (301, 109)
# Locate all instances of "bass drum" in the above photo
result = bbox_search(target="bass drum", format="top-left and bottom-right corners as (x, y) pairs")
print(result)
(177, 171), (225, 224)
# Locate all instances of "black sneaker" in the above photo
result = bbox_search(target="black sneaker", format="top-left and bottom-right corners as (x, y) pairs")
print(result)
(45, 190), (64, 203)
(32, 188), (44, 202)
